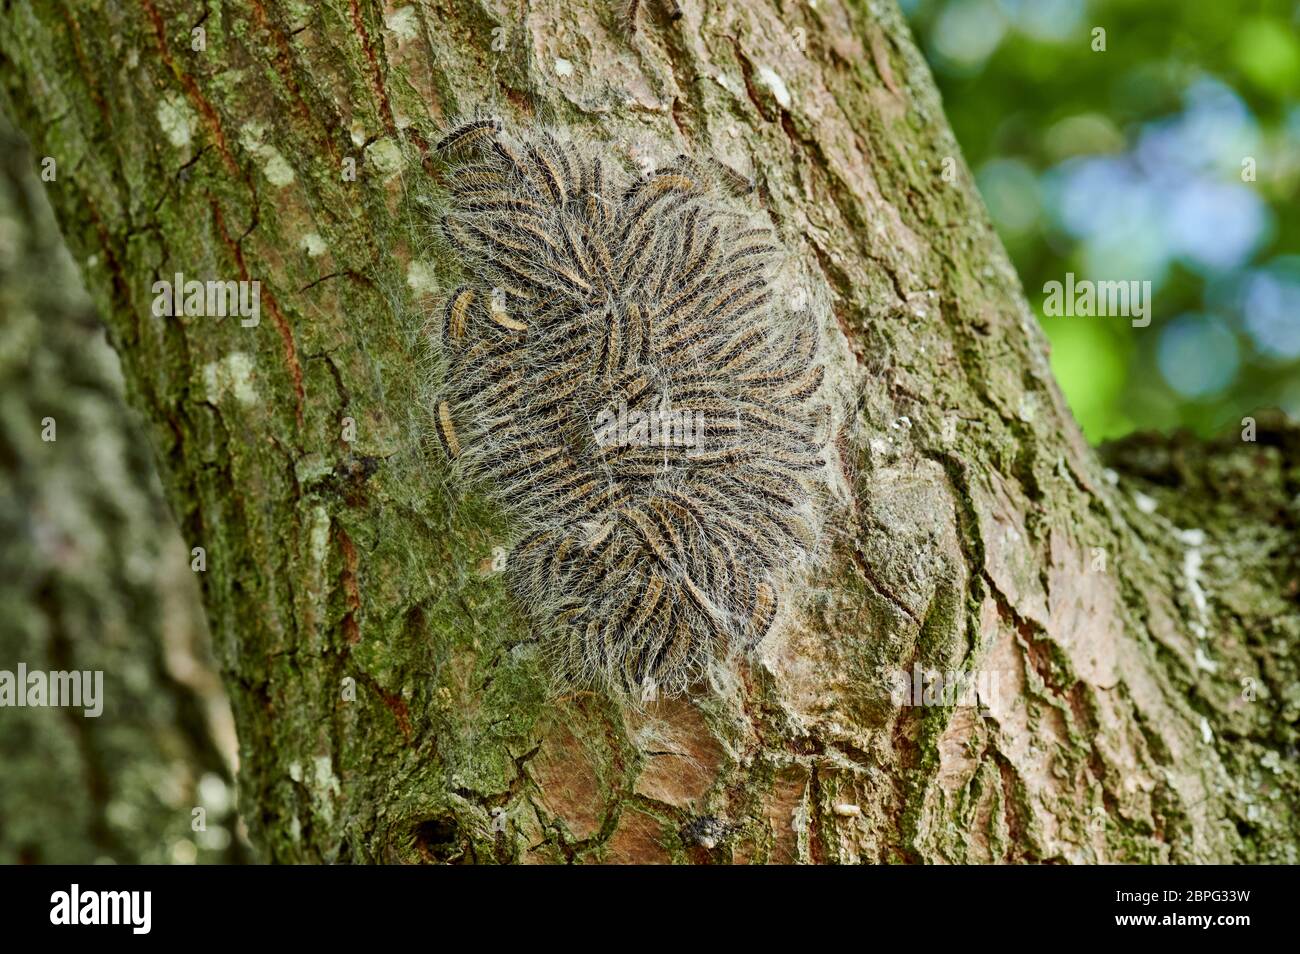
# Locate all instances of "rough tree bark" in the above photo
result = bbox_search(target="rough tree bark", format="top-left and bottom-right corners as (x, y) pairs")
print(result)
(0, 0), (1295, 863)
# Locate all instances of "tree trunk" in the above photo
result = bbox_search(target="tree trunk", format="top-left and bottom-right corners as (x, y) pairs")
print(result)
(0, 117), (245, 864)
(0, 0), (1295, 864)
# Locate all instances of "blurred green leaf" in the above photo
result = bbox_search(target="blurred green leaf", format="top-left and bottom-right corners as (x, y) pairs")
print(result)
(1233, 18), (1300, 96)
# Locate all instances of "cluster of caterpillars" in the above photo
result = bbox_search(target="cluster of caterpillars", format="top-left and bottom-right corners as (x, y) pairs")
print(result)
(430, 117), (831, 696)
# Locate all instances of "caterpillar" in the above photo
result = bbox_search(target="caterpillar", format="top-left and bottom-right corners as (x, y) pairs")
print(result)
(428, 119), (833, 697)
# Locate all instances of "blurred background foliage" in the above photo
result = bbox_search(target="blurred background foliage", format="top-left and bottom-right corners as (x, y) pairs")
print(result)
(903, 0), (1300, 440)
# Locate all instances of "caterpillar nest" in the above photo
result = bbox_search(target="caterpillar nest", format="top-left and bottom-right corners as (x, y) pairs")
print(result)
(429, 118), (833, 697)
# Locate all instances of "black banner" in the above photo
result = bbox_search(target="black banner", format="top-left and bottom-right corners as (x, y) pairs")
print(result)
(0, 863), (1284, 941)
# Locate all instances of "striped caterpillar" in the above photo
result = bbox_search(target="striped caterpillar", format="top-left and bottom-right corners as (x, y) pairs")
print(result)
(428, 118), (832, 697)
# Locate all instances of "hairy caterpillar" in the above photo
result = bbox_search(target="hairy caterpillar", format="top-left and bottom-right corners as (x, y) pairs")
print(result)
(428, 119), (833, 696)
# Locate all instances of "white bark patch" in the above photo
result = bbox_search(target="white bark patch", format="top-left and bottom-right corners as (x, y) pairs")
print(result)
(758, 67), (793, 109)
(202, 352), (259, 406)
(554, 58), (574, 77)
(1133, 490), (1158, 514)
(300, 232), (328, 257)
(406, 260), (439, 295)
(261, 149), (295, 186)
(1179, 528), (1209, 638)
(365, 137), (404, 179)
(311, 756), (342, 825)
(383, 5), (418, 41)
(309, 506), (331, 566)
(238, 123), (296, 187)
(157, 95), (197, 149)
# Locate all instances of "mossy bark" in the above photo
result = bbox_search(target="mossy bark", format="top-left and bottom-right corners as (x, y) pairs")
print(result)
(0, 0), (1294, 863)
